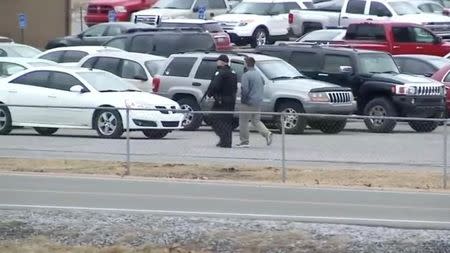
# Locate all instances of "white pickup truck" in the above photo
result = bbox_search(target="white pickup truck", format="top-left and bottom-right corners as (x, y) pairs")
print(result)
(289, 0), (450, 38)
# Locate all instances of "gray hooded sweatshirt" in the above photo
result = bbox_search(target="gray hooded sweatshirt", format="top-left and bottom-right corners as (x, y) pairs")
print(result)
(240, 67), (265, 106)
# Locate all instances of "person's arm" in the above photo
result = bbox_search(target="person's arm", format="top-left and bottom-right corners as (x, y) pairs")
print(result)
(207, 71), (222, 97)
(240, 73), (249, 102)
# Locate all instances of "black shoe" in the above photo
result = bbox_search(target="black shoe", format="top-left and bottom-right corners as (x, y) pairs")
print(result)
(218, 143), (232, 148)
(216, 142), (222, 147)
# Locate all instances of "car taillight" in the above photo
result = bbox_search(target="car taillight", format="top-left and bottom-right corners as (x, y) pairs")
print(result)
(152, 77), (160, 93)
(288, 13), (294, 24)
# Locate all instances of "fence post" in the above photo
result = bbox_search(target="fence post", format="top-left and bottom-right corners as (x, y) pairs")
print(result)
(80, 7), (84, 32)
(444, 119), (448, 189)
(281, 113), (286, 183)
(125, 107), (130, 176)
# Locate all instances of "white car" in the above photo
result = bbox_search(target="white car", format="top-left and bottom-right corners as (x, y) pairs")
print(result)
(0, 66), (184, 139)
(0, 57), (57, 78)
(0, 43), (42, 58)
(35, 46), (123, 66)
(77, 51), (167, 93)
(213, 0), (313, 47)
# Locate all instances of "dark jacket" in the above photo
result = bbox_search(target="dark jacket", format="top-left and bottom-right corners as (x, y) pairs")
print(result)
(207, 65), (238, 111)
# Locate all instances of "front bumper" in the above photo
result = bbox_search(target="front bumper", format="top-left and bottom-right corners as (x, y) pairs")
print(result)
(303, 101), (357, 115)
(393, 96), (445, 118)
(120, 109), (184, 130)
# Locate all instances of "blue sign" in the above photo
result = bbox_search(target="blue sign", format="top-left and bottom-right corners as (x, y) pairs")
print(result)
(18, 13), (27, 29)
(198, 6), (206, 19)
(108, 10), (117, 22)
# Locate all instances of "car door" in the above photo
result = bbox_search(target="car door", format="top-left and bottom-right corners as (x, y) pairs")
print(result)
(391, 26), (418, 55)
(47, 71), (92, 126)
(396, 58), (436, 76)
(78, 24), (109, 46)
(410, 26), (442, 56)
(316, 54), (354, 88)
(192, 57), (218, 102)
(158, 57), (198, 98)
(6, 71), (54, 125)
(340, 0), (368, 27)
(119, 59), (150, 91)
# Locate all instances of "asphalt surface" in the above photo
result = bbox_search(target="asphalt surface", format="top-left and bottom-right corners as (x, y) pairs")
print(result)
(0, 122), (448, 170)
(0, 173), (449, 229)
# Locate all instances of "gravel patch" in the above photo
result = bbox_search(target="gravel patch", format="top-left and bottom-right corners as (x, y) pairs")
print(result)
(0, 209), (449, 252)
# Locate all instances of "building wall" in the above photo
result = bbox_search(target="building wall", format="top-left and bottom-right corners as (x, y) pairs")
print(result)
(0, 0), (71, 49)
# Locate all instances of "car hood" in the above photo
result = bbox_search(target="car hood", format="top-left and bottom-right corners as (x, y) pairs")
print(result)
(274, 78), (347, 91)
(394, 13), (450, 23)
(98, 91), (178, 107)
(213, 14), (267, 23)
(372, 73), (442, 85)
(134, 8), (192, 17)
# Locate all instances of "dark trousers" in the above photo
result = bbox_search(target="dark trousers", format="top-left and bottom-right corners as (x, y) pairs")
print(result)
(211, 107), (234, 147)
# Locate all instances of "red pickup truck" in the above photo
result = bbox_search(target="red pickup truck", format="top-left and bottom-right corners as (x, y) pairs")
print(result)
(84, 0), (157, 27)
(330, 21), (450, 56)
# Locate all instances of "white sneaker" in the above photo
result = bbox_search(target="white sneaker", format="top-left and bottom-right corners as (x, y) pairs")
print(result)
(235, 143), (250, 148)
(266, 132), (273, 146)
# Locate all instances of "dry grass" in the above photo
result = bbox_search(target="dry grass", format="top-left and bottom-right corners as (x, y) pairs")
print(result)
(0, 158), (447, 191)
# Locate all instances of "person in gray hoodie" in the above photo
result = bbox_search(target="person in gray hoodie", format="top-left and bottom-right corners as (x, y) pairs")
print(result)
(236, 56), (272, 148)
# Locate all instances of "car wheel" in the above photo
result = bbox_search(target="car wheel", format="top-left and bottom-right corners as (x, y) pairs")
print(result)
(142, 130), (170, 139)
(251, 28), (268, 48)
(309, 119), (347, 134)
(276, 101), (307, 134)
(34, 127), (58, 136)
(94, 109), (123, 138)
(176, 97), (202, 131)
(408, 121), (439, 133)
(363, 97), (397, 133)
(0, 105), (12, 135)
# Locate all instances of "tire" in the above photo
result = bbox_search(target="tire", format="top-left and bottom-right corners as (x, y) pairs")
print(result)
(276, 101), (307, 134)
(0, 105), (12, 135)
(176, 97), (202, 131)
(34, 127), (58, 136)
(408, 121), (439, 133)
(93, 108), (123, 138)
(234, 41), (248, 47)
(309, 119), (347, 134)
(251, 27), (269, 48)
(363, 97), (398, 133)
(142, 130), (170, 139)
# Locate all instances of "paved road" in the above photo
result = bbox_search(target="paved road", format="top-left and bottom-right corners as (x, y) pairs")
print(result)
(0, 173), (449, 229)
(0, 122), (447, 170)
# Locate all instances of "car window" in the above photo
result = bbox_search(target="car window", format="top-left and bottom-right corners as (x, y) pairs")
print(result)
(105, 37), (127, 50)
(105, 26), (123, 36)
(145, 60), (166, 76)
(323, 55), (352, 73)
(208, 0), (227, 9)
(284, 2), (302, 11)
(3, 45), (42, 58)
(300, 30), (345, 41)
(178, 34), (216, 52)
(290, 52), (319, 71)
(10, 71), (51, 88)
(61, 51), (89, 63)
(444, 71), (450, 82)
(0, 63), (26, 77)
(418, 3), (433, 12)
(163, 57), (197, 77)
(83, 25), (107, 37)
(346, 0), (366, 14)
(153, 34), (179, 57)
(430, 2), (444, 12)
(230, 61), (245, 82)
(400, 59), (435, 75)
(39, 51), (64, 62)
(413, 27), (435, 43)
(49, 72), (84, 91)
(195, 59), (217, 80)
(0, 49), (6, 57)
(369, 1), (392, 16)
(92, 57), (121, 76)
(81, 57), (98, 69)
(346, 24), (385, 40)
(121, 60), (147, 79)
(392, 27), (414, 42)
(270, 3), (285, 14)
(130, 35), (155, 54)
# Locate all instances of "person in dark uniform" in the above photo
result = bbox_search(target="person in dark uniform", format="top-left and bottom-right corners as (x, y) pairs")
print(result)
(206, 54), (238, 148)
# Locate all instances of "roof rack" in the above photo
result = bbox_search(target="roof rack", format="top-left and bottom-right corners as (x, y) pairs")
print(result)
(126, 27), (204, 33)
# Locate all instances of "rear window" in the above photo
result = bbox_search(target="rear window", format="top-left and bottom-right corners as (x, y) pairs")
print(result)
(130, 35), (154, 54)
(346, 0), (366, 14)
(345, 24), (386, 41)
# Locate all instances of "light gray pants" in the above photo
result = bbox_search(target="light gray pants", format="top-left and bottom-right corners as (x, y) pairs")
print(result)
(239, 104), (271, 144)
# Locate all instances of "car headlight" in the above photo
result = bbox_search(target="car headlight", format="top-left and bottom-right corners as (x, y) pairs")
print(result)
(125, 99), (150, 109)
(114, 6), (127, 13)
(392, 85), (416, 95)
(238, 19), (254, 26)
(309, 92), (330, 102)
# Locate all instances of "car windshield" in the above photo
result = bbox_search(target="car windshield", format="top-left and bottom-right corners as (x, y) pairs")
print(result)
(389, 1), (422, 15)
(256, 60), (305, 80)
(359, 53), (400, 74)
(439, 0), (450, 7)
(145, 60), (166, 76)
(428, 58), (450, 69)
(1, 45), (41, 57)
(78, 71), (139, 92)
(298, 30), (345, 42)
(230, 2), (276, 15)
(153, 0), (195, 9)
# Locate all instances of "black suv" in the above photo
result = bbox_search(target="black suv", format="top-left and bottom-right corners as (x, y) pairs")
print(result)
(103, 28), (216, 57)
(256, 44), (445, 133)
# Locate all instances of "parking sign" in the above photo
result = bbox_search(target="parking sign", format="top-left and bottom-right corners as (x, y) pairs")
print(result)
(108, 10), (117, 22)
(18, 13), (27, 29)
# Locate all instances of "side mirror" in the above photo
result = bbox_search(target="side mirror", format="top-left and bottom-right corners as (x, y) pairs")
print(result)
(134, 74), (148, 81)
(424, 72), (433, 77)
(77, 33), (84, 38)
(339, 65), (353, 74)
(193, 7), (199, 12)
(70, 85), (87, 93)
(434, 36), (443, 44)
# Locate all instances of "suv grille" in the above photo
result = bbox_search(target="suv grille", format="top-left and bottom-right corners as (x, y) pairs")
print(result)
(416, 86), (441, 96)
(327, 92), (352, 103)
(87, 5), (113, 14)
(134, 15), (159, 26)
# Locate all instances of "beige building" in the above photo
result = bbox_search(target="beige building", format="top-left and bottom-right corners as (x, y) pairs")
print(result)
(0, 0), (71, 49)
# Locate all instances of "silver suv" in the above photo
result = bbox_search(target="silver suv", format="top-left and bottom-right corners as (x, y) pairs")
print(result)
(153, 52), (357, 134)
